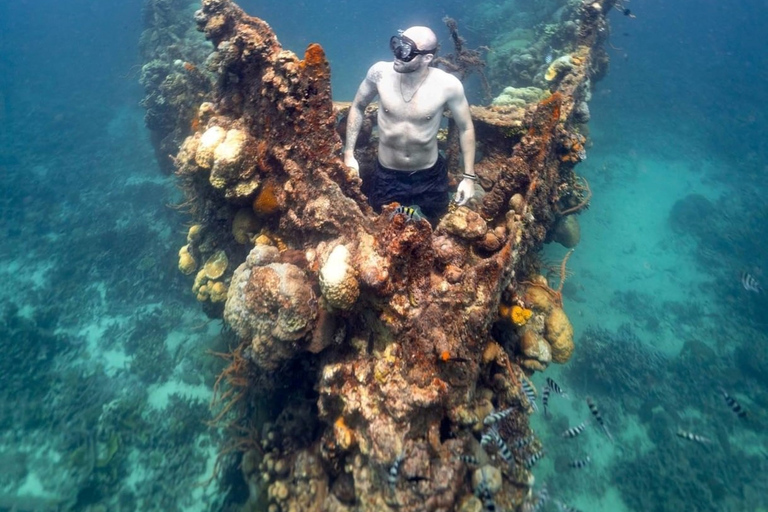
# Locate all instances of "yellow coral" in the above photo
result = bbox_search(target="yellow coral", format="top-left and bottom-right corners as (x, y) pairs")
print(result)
(178, 244), (197, 275)
(208, 281), (228, 303)
(203, 250), (228, 280)
(187, 224), (202, 244)
(545, 306), (574, 363)
(511, 305), (533, 326)
(498, 304), (533, 326)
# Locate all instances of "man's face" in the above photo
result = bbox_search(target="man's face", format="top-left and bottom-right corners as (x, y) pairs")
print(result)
(393, 54), (424, 74)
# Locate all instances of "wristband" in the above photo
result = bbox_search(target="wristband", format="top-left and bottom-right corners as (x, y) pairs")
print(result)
(462, 173), (477, 181)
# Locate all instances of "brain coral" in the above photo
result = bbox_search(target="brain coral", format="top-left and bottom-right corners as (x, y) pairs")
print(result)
(225, 249), (317, 370)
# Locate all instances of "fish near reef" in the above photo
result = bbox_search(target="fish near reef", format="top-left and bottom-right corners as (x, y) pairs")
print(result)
(389, 204), (424, 223)
(561, 421), (587, 439)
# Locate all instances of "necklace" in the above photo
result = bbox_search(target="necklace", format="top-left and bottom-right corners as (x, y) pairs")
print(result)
(400, 71), (429, 103)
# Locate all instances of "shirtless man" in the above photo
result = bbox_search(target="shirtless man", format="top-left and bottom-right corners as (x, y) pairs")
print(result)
(343, 26), (476, 224)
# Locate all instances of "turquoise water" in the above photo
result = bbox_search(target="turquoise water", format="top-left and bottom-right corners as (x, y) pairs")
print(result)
(1, 0), (766, 510)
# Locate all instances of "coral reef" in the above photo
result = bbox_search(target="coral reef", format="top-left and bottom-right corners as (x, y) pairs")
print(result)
(140, 0), (614, 509)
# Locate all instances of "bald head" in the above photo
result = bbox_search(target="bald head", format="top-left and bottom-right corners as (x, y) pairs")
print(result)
(402, 26), (437, 52)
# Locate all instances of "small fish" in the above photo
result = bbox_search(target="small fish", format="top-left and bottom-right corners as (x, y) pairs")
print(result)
(512, 435), (535, 449)
(542, 386), (551, 417)
(522, 485), (549, 512)
(521, 379), (538, 412)
(546, 377), (567, 397)
(475, 475), (497, 512)
(568, 455), (591, 469)
(544, 48), (553, 64)
(480, 428), (498, 450)
(456, 454), (479, 465)
(484, 406), (515, 426)
(561, 421), (587, 439)
(390, 204), (424, 222)
(494, 434), (516, 467)
(388, 453), (405, 488)
(741, 271), (762, 293)
(439, 350), (470, 363)
(677, 429), (712, 445)
(719, 387), (748, 419)
(524, 449), (545, 469)
(586, 397), (613, 442)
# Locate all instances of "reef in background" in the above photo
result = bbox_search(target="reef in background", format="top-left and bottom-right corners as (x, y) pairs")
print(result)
(141, 0), (613, 509)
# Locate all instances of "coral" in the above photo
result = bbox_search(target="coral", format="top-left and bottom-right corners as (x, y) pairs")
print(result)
(511, 305), (533, 325)
(437, 206), (488, 241)
(492, 86), (548, 107)
(544, 305), (574, 363)
(195, 126), (226, 169)
(177, 244), (197, 274)
(202, 250), (228, 279)
(232, 208), (259, 244)
(318, 244), (359, 311)
(251, 180), (281, 216)
(498, 304), (532, 326)
(519, 328), (552, 372)
(545, 55), (574, 81)
(551, 215), (581, 248)
(224, 246), (317, 371)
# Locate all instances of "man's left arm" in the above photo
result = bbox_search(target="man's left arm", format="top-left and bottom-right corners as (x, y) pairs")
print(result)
(446, 79), (476, 205)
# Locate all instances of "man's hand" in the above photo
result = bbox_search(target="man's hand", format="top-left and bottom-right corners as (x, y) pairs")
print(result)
(344, 153), (360, 178)
(455, 178), (475, 206)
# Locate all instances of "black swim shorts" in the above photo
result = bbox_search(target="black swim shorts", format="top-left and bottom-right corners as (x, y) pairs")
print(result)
(364, 155), (450, 224)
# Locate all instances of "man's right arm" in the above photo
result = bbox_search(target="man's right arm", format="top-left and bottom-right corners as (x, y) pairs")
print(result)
(343, 64), (381, 174)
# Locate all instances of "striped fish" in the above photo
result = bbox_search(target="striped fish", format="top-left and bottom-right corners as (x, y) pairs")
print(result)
(390, 204), (424, 222)
(546, 377), (567, 397)
(677, 429), (711, 445)
(568, 455), (591, 469)
(484, 406), (515, 426)
(542, 386), (551, 417)
(719, 387), (748, 419)
(521, 379), (538, 412)
(524, 449), (545, 469)
(586, 397), (613, 442)
(741, 271), (762, 293)
(475, 475), (497, 512)
(456, 454), (479, 466)
(512, 435), (535, 449)
(388, 453), (405, 489)
(480, 428), (497, 450)
(561, 421), (587, 439)
(494, 434), (516, 467)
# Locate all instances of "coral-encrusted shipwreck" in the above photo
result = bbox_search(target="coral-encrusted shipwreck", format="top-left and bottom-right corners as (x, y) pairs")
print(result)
(157, 0), (613, 509)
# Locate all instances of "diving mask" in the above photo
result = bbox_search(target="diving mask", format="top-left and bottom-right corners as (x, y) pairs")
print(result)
(390, 34), (436, 62)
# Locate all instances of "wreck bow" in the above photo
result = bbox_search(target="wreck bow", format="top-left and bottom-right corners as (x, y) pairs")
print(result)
(154, 0), (614, 509)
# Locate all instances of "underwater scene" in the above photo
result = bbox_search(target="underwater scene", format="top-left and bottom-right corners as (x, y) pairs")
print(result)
(1, 0), (767, 510)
